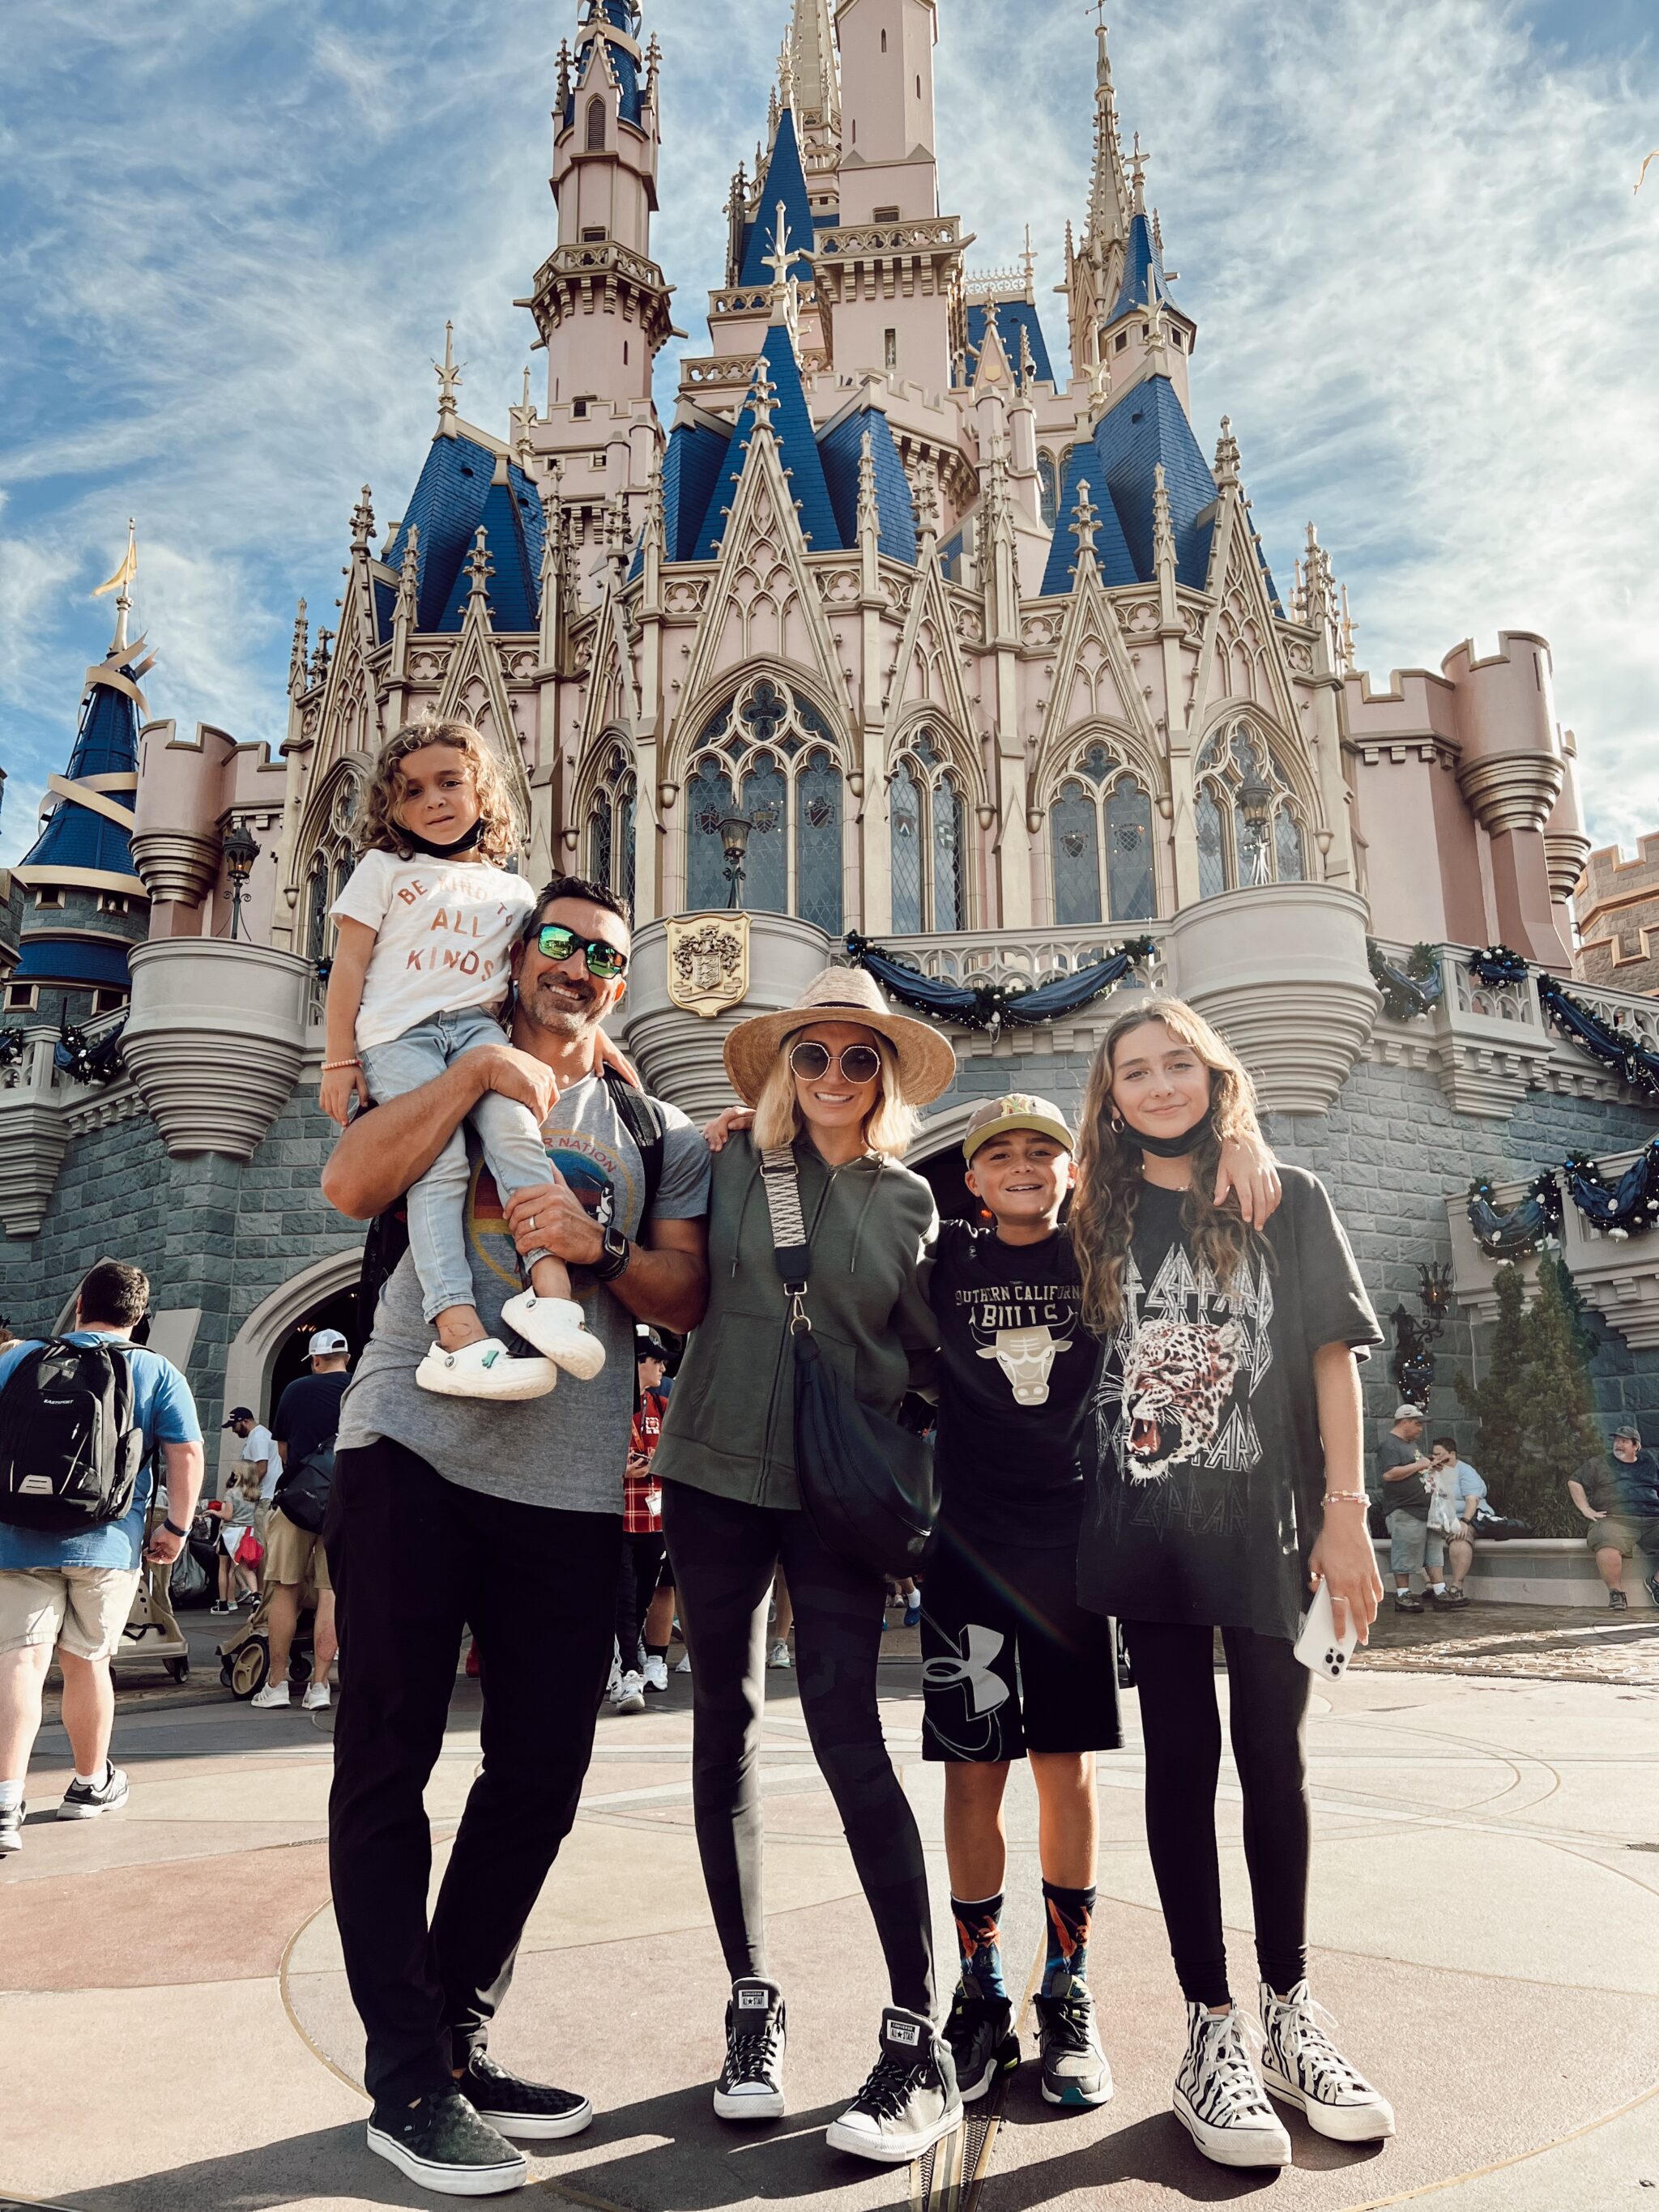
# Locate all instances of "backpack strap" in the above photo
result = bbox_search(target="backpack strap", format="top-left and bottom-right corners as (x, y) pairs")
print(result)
(603, 1065), (667, 1223)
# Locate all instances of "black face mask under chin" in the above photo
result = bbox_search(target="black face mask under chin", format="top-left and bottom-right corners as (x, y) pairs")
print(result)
(1116, 1106), (1216, 1159)
(400, 820), (484, 859)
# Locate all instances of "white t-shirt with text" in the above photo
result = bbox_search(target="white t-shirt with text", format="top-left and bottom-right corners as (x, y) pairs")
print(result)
(331, 849), (537, 1053)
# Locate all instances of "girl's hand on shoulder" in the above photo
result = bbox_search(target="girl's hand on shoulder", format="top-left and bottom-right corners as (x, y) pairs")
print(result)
(320, 1065), (370, 1128)
(703, 1106), (755, 1153)
(1307, 1515), (1383, 1645)
(595, 1029), (642, 1089)
(1215, 1133), (1282, 1229)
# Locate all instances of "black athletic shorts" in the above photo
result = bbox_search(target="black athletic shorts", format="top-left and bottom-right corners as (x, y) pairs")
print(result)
(920, 1529), (1121, 1762)
(655, 1549), (677, 1592)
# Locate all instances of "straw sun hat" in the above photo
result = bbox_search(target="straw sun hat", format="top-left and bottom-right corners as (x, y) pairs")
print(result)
(723, 965), (957, 1109)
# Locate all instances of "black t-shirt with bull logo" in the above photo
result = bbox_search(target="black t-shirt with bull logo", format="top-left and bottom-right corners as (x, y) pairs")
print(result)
(1077, 1168), (1381, 1640)
(929, 1221), (1100, 1548)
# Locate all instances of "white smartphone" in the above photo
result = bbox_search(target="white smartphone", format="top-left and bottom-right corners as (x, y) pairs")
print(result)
(1294, 1578), (1359, 1681)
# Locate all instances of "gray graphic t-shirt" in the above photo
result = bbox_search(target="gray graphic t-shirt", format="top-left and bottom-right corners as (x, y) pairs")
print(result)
(337, 1073), (710, 1515)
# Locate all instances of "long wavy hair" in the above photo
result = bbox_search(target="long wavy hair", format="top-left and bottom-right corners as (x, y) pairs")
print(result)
(1073, 995), (1265, 1332)
(752, 1030), (918, 1159)
(359, 718), (519, 867)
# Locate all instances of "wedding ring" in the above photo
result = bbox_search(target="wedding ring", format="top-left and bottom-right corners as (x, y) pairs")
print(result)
(527, 1215), (537, 1230)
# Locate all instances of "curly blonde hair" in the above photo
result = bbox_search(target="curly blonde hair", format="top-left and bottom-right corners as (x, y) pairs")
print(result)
(1073, 995), (1265, 1332)
(752, 1030), (919, 1159)
(359, 718), (520, 867)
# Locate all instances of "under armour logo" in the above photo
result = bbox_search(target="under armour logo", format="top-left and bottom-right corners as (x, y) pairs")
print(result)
(920, 1623), (1009, 1715)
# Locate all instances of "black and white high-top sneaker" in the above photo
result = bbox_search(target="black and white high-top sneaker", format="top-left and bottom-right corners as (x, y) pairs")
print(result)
(825, 2006), (963, 2164)
(1034, 1975), (1113, 2108)
(714, 1977), (787, 2121)
(943, 1985), (1019, 2102)
(1172, 2003), (1292, 2169)
(1259, 1980), (1396, 2141)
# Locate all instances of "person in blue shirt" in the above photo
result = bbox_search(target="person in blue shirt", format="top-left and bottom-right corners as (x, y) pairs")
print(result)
(0, 1260), (203, 1852)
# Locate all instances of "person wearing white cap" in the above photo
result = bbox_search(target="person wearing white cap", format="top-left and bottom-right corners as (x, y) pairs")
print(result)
(1375, 1404), (1434, 1614)
(654, 964), (966, 2166)
(255, 1327), (355, 1711)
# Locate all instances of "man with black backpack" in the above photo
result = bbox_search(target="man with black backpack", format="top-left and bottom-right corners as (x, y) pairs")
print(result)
(320, 876), (710, 2197)
(254, 1328), (352, 1712)
(0, 1260), (203, 1853)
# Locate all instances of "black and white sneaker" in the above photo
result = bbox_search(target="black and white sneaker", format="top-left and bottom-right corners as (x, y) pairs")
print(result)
(0, 1801), (22, 1854)
(365, 2085), (527, 2197)
(714, 1976), (787, 2120)
(58, 1763), (129, 1821)
(461, 2049), (594, 2140)
(1035, 1975), (1113, 2108)
(1259, 1980), (1395, 2142)
(825, 2006), (962, 2164)
(1172, 2003), (1292, 2169)
(943, 1986), (1018, 2102)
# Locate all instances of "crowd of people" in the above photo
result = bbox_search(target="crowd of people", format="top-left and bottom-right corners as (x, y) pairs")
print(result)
(3, 716), (1658, 2201)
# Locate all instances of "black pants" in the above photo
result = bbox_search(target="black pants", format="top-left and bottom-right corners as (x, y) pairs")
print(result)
(616, 1531), (666, 1669)
(662, 1479), (935, 2017)
(1124, 1619), (1311, 2007)
(326, 1438), (621, 2108)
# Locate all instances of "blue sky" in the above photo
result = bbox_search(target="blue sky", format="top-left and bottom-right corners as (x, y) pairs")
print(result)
(3, 0), (1657, 872)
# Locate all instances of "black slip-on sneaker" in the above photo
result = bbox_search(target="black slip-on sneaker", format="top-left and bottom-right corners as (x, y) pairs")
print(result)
(366, 2085), (527, 2197)
(460, 2050), (593, 2141)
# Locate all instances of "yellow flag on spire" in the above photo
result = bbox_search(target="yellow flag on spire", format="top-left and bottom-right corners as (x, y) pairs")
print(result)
(93, 519), (138, 598)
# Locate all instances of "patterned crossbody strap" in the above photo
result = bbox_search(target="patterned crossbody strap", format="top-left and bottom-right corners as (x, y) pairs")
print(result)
(758, 1147), (813, 1324)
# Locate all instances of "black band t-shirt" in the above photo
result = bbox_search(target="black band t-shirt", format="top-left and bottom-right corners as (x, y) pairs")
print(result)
(928, 1221), (1100, 1548)
(1077, 1167), (1381, 1640)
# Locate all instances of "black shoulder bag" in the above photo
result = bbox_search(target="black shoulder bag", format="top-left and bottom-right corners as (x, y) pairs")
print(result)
(758, 1146), (937, 1579)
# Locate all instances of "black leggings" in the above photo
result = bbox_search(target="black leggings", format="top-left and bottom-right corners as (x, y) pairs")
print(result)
(616, 1532), (666, 1671)
(1124, 1619), (1311, 2007)
(662, 1479), (935, 2017)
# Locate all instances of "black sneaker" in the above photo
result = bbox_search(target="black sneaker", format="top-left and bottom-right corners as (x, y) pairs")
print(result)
(943, 1986), (1018, 2102)
(366, 2085), (527, 2197)
(58, 1763), (129, 1821)
(1645, 1572), (1659, 1609)
(825, 2006), (962, 2164)
(460, 2050), (593, 2140)
(0, 1801), (22, 1854)
(1035, 1975), (1113, 2108)
(714, 1976), (787, 2120)
(1610, 1589), (1630, 1611)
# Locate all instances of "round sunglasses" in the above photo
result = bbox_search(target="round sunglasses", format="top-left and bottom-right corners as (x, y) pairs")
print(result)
(535, 923), (629, 979)
(788, 1040), (882, 1085)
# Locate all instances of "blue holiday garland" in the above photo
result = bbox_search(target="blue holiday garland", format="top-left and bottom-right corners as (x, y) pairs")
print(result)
(1368, 940), (1444, 1021)
(53, 1020), (126, 1086)
(844, 931), (1156, 1036)
(1466, 1170), (1563, 1259)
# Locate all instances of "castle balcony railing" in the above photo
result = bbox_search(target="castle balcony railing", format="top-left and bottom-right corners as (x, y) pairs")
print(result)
(814, 216), (967, 258)
(709, 283), (821, 318)
(868, 923), (1169, 1063)
(0, 1008), (137, 1238)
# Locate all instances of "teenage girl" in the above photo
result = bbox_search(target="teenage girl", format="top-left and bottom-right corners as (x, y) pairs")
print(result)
(1072, 996), (1396, 2170)
(322, 718), (601, 1400)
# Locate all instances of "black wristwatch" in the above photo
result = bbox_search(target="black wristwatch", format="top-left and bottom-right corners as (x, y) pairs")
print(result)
(163, 1517), (189, 1540)
(591, 1225), (632, 1283)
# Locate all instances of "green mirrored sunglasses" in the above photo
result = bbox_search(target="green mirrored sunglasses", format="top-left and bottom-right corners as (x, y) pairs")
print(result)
(535, 923), (629, 979)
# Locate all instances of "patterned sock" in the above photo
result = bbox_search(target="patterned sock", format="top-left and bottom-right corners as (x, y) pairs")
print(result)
(951, 1893), (1007, 2000)
(1043, 1881), (1096, 1995)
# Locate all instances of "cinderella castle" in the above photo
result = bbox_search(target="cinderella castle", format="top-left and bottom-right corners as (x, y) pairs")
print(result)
(6, 0), (1659, 1524)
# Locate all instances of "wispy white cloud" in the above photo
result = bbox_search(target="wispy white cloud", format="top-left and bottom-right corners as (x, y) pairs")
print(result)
(2, 0), (1657, 878)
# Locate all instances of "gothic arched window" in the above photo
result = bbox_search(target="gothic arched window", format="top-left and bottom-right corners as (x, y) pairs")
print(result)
(586, 740), (638, 913)
(889, 724), (969, 935)
(585, 96), (606, 151)
(305, 857), (330, 962)
(1048, 741), (1156, 927)
(1037, 453), (1059, 531)
(1192, 719), (1311, 897)
(684, 677), (846, 930)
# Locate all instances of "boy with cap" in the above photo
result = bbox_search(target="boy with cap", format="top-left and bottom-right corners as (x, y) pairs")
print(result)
(923, 1094), (1120, 2112)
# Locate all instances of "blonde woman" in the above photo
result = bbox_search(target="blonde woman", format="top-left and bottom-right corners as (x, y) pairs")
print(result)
(654, 967), (962, 2167)
(1071, 997), (1394, 2170)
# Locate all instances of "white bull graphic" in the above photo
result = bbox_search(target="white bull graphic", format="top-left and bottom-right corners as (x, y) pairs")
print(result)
(976, 1324), (1072, 1406)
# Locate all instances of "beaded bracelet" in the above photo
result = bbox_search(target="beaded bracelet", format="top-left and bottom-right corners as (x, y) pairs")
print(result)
(321, 1058), (362, 1072)
(1321, 1490), (1370, 1508)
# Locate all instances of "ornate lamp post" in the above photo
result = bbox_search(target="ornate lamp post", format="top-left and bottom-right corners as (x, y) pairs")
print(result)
(719, 810), (753, 911)
(1236, 775), (1274, 886)
(222, 820), (262, 942)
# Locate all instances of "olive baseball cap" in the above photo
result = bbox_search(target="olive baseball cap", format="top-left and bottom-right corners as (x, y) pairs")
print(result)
(962, 1093), (1075, 1163)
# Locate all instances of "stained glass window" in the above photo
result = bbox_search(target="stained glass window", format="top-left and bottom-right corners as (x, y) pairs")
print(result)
(589, 803), (612, 892)
(890, 759), (923, 935)
(681, 679), (849, 926)
(933, 779), (965, 932)
(796, 751), (842, 934)
(1051, 781), (1102, 926)
(1274, 805), (1305, 884)
(686, 758), (735, 910)
(306, 860), (329, 961)
(1196, 785), (1227, 900)
(741, 755), (789, 914)
(1037, 453), (1058, 531)
(1106, 778), (1155, 920)
(1193, 720), (1311, 895)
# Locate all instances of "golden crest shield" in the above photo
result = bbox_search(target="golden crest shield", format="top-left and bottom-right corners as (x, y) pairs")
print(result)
(667, 913), (751, 1019)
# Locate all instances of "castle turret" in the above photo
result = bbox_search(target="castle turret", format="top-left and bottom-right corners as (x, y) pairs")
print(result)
(9, 526), (151, 1024)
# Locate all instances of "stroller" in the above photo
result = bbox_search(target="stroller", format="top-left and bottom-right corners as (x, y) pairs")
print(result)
(216, 1565), (319, 1700)
(111, 1504), (192, 1686)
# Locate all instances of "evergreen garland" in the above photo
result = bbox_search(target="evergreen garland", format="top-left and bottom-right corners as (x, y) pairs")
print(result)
(52, 1021), (126, 1087)
(843, 931), (1157, 1037)
(0, 1029), (23, 1071)
(1367, 940), (1444, 1021)
(1466, 944), (1530, 987)
(1466, 1170), (1563, 1258)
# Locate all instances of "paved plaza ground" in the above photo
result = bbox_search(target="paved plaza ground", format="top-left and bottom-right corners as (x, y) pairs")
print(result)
(4, 1605), (1658, 2212)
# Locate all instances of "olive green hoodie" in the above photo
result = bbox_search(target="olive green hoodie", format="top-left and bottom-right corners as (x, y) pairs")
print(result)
(654, 1131), (939, 1510)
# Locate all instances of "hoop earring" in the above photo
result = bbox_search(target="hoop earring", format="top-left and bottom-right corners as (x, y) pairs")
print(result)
(1109, 1111), (1126, 1135)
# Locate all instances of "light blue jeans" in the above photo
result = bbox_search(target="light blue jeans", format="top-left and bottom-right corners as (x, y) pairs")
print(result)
(360, 1008), (552, 1324)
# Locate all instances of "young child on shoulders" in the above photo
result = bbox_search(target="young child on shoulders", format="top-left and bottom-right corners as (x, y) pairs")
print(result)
(322, 718), (603, 1401)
